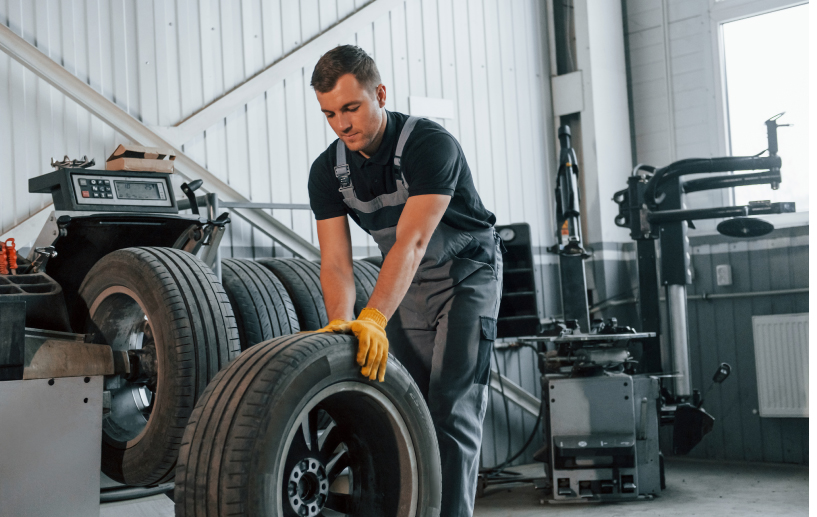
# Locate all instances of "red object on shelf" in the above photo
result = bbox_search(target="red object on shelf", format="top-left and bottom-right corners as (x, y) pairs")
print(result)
(5, 238), (17, 272)
(0, 242), (8, 275)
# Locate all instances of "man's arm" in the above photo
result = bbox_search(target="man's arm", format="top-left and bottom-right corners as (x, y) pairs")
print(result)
(367, 194), (451, 319)
(316, 216), (357, 322)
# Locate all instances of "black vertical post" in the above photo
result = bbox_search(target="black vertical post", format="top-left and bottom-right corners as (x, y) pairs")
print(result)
(636, 240), (662, 372)
(559, 254), (591, 333)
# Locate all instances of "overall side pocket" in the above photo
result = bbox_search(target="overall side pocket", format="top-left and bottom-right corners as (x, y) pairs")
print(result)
(474, 316), (497, 385)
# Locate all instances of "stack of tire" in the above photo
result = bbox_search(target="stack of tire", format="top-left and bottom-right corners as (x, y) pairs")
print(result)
(179, 257), (441, 516)
(82, 248), (440, 516)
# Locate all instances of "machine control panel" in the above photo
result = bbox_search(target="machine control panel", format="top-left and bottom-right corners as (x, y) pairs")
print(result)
(29, 168), (178, 213)
(71, 174), (171, 207)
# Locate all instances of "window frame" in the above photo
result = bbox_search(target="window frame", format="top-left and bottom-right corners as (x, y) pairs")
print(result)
(709, 0), (809, 217)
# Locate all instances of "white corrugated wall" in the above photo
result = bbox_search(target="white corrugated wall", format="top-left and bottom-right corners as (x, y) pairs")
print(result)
(0, 0), (556, 268)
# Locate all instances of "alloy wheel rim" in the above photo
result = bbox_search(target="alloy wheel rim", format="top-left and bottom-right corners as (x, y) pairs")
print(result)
(278, 382), (419, 517)
(89, 286), (158, 447)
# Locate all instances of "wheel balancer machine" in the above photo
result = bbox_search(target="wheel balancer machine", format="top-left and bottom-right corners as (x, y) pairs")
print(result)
(0, 164), (229, 516)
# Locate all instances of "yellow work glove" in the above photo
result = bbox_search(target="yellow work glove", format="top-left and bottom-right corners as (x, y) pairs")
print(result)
(313, 319), (351, 333)
(316, 308), (389, 382)
(351, 308), (389, 381)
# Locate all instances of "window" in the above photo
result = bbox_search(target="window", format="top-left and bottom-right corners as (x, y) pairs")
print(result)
(721, 3), (810, 212)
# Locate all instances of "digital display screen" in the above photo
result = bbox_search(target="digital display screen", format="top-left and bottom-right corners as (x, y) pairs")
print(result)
(115, 181), (163, 200)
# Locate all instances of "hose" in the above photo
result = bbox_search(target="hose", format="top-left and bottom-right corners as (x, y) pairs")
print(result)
(480, 343), (545, 478)
(100, 482), (174, 503)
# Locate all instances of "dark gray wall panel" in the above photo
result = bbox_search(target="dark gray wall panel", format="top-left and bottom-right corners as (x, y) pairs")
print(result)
(684, 226), (808, 464)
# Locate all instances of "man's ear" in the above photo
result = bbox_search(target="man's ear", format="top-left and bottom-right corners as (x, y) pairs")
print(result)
(376, 84), (387, 108)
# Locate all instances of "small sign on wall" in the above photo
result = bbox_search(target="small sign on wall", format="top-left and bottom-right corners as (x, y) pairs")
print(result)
(408, 96), (456, 120)
(551, 71), (584, 117)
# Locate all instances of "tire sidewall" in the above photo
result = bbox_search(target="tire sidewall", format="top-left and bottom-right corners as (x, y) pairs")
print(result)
(247, 338), (442, 516)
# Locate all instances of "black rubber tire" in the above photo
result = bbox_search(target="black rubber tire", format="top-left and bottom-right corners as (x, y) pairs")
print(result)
(176, 333), (442, 516)
(79, 247), (240, 486)
(361, 255), (384, 268)
(256, 258), (328, 331)
(221, 258), (299, 349)
(352, 259), (381, 317)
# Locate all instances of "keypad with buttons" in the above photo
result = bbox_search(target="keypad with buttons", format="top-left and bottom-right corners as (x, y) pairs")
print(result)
(73, 173), (172, 208)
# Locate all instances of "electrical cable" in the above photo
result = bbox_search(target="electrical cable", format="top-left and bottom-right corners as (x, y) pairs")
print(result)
(480, 345), (546, 479)
(490, 346), (513, 470)
(100, 482), (174, 503)
(564, 0), (574, 72)
(484, 409), (543, 478)
(589, 287), (639, 311)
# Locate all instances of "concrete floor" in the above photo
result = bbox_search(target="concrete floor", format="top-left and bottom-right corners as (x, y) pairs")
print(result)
(473, 457), (808, 517)
(99, 457), (808, 516)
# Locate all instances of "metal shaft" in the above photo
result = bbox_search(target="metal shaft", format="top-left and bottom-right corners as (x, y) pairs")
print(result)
(667, 284), (691, 397)
(206, 193), (221, 283)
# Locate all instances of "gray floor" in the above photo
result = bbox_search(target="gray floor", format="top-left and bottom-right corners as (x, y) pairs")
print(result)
(474, 457), (808, 517)
(99, 457), (808, 516)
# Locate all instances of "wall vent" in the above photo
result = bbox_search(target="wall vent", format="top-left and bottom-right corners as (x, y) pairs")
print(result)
(752, 313), (808, 418)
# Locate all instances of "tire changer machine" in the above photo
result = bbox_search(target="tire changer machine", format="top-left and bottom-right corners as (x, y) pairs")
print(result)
(502, 115), (791, 502)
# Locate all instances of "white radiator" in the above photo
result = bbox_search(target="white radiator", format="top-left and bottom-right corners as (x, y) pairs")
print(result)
(752, 313), (809, 418)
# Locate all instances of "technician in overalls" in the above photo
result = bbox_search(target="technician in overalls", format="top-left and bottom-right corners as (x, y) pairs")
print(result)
(308, 45), (502, 516)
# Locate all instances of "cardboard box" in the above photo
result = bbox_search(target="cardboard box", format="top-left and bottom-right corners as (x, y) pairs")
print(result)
(106, 144), (176, 173)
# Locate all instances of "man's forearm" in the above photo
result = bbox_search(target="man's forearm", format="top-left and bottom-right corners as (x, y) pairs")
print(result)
(321, 264), (357, 322)
(366, 239), (426, 320)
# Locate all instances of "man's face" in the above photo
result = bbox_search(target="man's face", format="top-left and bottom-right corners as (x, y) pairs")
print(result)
(316, 73), (387, 154)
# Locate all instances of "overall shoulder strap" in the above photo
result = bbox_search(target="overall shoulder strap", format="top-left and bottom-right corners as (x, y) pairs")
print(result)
(393, 116), (421, 174)
(334, 140), (354, 195)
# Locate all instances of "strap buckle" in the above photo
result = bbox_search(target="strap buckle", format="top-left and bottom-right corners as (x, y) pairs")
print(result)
(334, 164), (352, 191)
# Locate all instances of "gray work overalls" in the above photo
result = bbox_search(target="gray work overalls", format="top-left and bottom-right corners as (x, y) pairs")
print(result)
(335, 117), (503, 516)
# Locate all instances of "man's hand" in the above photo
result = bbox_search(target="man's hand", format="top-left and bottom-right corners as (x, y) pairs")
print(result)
(319, 308), (389, 381)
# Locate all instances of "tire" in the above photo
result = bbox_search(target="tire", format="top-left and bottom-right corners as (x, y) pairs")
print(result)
(361, 255), (384, 268)
(221, 258), (299, 350)
(352, 260), (380, 317)
(176, 333), (442, 517)
(79, 247), (240, 486)
(256, 258), (328, 331)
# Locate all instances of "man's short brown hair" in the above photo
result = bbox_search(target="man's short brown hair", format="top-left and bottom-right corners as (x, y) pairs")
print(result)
(311, 45), (381, 93)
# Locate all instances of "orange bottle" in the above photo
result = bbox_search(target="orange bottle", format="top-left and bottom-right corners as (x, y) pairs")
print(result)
(0, 242), (7, 275)
(5, 238), (17, 273)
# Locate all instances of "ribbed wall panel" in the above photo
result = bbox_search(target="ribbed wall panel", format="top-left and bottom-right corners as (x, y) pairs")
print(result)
(682, 225), (809, 464)
(0, 1), (556, 286)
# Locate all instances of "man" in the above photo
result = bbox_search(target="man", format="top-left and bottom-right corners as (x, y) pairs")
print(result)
(308, 45), (502, 516)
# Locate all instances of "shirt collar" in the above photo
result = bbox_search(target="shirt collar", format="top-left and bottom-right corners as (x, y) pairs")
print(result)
(351, 110), (397, 168)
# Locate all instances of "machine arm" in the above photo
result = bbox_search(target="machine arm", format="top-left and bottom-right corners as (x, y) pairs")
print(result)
(644, 113), (787, 206)
(647, 201), (794, 225)
(682, 170), (780, 194)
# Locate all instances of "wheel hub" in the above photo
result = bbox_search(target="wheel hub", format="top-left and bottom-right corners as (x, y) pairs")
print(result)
(287, 458), (329, 516)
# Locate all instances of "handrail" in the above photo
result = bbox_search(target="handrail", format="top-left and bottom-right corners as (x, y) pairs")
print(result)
(0, 23), (320, 260)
